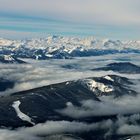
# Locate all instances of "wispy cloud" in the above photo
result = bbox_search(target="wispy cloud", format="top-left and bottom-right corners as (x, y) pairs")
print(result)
(0, 0), (140, 39)
(0, 0), (140, 24)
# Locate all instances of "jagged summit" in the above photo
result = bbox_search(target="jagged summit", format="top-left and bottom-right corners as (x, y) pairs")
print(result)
(0, 55), (26, 64)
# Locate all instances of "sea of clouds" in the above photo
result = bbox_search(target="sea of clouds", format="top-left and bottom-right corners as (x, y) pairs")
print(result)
(0, 53), (139, 139)
(0, 53), (139, 95)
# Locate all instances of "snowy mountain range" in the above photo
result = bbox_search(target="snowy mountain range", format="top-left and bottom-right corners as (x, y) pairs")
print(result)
(0, 36), (140, 59)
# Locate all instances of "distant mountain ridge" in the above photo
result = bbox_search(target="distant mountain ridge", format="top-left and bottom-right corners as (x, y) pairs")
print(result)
(93, 62), (140, 74)
(0, 36), (140, 59)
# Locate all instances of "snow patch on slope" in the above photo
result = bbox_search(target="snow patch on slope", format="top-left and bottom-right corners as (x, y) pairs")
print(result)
(12, 101), (35, 125)
(103, 75), (114, 82)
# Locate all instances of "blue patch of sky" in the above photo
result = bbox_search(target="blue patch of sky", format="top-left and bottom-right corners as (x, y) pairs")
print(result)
(0, 12), (140, 40)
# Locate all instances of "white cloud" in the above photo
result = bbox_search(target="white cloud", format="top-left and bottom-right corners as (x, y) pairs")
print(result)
(0, 129), (40, 140)
(0, 120), (113, 140)
(117, 124), (140, 135)
(56, 94), (140, 118)
(1, 114), (140, 140)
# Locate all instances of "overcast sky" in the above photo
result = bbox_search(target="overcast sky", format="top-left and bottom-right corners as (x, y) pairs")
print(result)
(0, 0), (140, 39)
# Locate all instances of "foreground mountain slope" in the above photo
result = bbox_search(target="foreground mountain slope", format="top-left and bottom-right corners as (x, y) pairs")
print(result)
(0, 80), (99, 127)
(0, 75), (137, 128)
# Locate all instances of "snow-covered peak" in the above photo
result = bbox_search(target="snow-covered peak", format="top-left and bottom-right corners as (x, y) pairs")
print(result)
(0, 55), (26, 64)
(3, 55), (14, 61)
(82, 79), (114, 93)
(0, 36), (139, 49)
